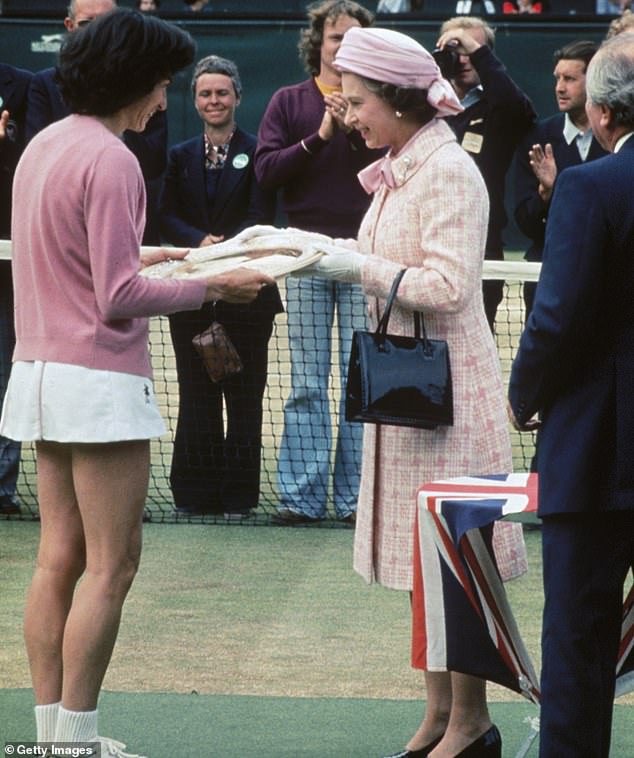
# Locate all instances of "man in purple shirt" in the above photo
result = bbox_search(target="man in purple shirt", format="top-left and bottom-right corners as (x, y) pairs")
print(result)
(255, 0), (382, 525)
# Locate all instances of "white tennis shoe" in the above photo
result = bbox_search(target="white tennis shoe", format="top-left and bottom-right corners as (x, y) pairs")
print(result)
(91, 737), (148, 758)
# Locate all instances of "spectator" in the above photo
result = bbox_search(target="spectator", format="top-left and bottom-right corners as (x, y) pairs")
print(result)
(183, 0), (211, 10)
(606, 7), (634, 35)
(159, 55), (283, 519)
(502, 0), (542, 11)
(509, 31), (634, 758)
(435, 16), (535, 332)
(0, 10), (273, 756)
(136, 0), (159, 11)
(25, 0), (168, 245)
(376, 0), (424, 11)
(291, 25), (519, 758)
(514, 40), (607, 319)
(0, 62), (32, 516)
(255, 0), (383, 525)
(596, 0), (630, 13)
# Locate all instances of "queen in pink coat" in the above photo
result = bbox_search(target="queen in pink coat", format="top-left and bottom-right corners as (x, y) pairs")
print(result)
(307, 26), (518, 758)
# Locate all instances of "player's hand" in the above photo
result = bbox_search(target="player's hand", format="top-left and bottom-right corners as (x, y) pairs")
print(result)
(140, 247), (189, 268)
(204, 267), (276, 304)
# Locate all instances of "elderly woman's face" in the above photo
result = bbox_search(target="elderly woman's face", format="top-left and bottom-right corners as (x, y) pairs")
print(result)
(342, 72), (400, 151)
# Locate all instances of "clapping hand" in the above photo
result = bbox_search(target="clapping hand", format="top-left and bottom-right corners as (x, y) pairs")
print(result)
(528, 143), (557, 203)
(0, 110), (10, 141)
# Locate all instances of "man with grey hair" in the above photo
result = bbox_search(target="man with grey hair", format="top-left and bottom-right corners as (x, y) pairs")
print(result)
(509, 32), (634, 758)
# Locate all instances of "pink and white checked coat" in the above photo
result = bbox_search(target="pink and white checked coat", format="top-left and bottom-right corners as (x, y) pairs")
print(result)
(353, 119), (513, 590)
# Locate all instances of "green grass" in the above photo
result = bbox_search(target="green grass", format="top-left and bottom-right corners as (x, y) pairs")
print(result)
(1, 519), (545, 703)
(3, 518), (631, 705)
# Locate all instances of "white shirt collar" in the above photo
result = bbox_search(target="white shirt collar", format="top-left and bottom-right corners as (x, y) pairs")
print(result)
(614, 132), (634, 153)
(562, 113), (586, 144)
(563, 113), (594, 161)
(460, 85), (484, 111)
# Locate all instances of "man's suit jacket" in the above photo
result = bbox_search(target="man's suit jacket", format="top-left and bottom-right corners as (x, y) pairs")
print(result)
(159, 126), (282, 316)
(445, 45), (536, 258)
(509, 135), (634, 516)
(0, 63), (32, 238)
(514, 113), (607, 261)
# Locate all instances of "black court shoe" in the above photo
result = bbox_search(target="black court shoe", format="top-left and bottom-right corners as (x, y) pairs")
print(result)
(383, 735), (443, 758)
(455, 724), (502, 758)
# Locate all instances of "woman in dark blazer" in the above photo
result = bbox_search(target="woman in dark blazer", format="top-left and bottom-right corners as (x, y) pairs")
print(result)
(159, 55), (283, 518)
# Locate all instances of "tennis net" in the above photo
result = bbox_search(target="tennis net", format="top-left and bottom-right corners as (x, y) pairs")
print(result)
(0, 241), (539, 525)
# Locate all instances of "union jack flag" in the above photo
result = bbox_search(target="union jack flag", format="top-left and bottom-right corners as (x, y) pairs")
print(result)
(617, 584), (634, 698)
(412, 473), (541, 705)
(411, 472), (634, 706)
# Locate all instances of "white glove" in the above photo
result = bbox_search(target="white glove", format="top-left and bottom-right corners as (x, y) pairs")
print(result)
(296, 247), (365, 283)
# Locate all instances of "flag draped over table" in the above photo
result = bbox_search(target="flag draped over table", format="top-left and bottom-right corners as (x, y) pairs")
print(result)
(617, 584), (634, 698)
(411, 472), (634, 706)
(412, 473), (540, 705)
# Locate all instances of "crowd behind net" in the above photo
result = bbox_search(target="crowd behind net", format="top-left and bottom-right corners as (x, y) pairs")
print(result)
(2, 248), (539, 525)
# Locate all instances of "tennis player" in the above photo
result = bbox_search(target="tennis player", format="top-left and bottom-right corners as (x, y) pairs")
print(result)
(0, 9), (272, 757)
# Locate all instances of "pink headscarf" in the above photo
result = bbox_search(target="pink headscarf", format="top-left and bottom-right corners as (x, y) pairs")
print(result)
(334, 27), (463, 118)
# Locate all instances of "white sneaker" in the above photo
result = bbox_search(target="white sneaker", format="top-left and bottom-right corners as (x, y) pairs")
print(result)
(94, 737), (148, 758)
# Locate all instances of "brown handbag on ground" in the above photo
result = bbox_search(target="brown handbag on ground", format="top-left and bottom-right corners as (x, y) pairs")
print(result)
(192, 321), (243, 383)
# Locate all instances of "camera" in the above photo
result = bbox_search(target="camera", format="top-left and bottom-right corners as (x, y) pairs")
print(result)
(432, 41), (461, 80)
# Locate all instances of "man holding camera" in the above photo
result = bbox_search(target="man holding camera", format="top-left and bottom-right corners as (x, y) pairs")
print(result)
(435, 17), (535, 331)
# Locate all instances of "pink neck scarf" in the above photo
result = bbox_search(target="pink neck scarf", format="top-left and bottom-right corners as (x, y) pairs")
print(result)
(334, 27), (463, 118)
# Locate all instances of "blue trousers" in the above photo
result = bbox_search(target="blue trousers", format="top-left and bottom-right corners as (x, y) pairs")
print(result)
(277, 277), (367, 518)
(539, 510), (634, 758)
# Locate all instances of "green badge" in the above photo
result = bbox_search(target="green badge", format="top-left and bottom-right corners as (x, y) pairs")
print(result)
(232, 153), (249, 169)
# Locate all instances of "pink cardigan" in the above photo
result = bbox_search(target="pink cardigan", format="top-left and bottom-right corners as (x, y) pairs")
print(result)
(11, 115), (206, 378)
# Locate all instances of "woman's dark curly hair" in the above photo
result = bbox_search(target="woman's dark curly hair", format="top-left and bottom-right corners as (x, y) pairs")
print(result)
(56, 8), (195, 116)
(299, 0), (373, 77)
(360, 77), (438, 126)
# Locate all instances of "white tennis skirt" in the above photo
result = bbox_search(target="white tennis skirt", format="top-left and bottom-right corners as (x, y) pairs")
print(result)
(0, 361), (167, 443)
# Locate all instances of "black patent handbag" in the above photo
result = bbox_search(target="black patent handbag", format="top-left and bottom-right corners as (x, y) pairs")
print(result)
(345, 268), (454, 429)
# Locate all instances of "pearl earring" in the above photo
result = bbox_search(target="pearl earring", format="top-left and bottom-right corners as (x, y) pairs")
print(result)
(395, 110), (403, 119)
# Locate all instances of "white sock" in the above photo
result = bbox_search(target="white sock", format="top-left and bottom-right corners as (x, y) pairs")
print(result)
(35, 702), (60, 742)
(54, 705), (98, 742)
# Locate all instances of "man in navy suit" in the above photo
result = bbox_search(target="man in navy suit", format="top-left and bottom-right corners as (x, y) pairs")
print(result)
(159, 55), (283, 519)
(514, 40), (607, 318)
(0, 62), (32, 515)
(25, 0), (168, 244)
(509, 33), (634, 758)
(25, 0), (116, 139)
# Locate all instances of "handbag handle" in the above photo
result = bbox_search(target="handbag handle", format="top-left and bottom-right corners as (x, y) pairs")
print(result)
(376, 268), (430, 352)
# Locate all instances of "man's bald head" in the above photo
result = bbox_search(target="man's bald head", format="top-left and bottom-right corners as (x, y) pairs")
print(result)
(64, 0), (117, 32)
